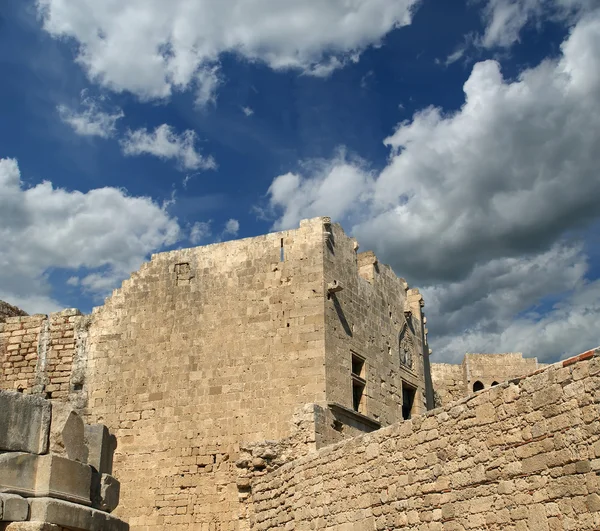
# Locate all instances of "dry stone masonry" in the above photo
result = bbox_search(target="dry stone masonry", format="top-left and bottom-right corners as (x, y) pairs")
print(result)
(1, 217), (599, 530)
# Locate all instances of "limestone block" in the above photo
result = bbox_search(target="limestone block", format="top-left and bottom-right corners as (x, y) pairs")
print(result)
(28, 498), (128, 531)
(0, 391), (51, 455)
(0, 494), (29, 522)
(0, 453), (91, 506)
(0, 524), (63, 531)
(84, 425), (115, 475)
(90, 474), (119, 513)
(49, 403), (88, 463)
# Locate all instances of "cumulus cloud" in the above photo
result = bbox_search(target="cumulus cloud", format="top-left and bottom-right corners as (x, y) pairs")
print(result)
(0, 157), (181, 313)
(36, 0), (418, 101)
(121, 124), (216, 171)
(265, 10), (600, 362)
(57, 92), (123, 138)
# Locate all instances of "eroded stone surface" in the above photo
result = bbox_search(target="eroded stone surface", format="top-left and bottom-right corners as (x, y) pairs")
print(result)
(0, 392), (50, 455)
(84, 424), (115, 475)
(28, 498), (128, 531)
(49, 402), (88, 463)
(0, 494), (28, 522)
(0, 453), (91, 506)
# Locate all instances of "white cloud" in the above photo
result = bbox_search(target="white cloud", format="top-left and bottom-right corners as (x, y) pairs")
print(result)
(223, 219), (239, 236)
(265, 10), (600, 362)
(121, 124), (216, 171)
(36, 0), (418, 101)
(0, 157), (181, 314)
(57, 92), (123, 138)
(241, 106), (254, 117)
(195, 65), (222, 108)
(189, 221), (212, 245)
(268, 150), (374, 231)
(479, 0), (590, 48)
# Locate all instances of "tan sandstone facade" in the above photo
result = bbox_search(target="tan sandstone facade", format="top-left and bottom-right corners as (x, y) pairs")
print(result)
(1, 217), (432, 530)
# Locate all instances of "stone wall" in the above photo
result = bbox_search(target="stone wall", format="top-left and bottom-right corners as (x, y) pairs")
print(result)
(464, 353), (541, 392)
(432, 353), (544, 407)
(0, 310), (89, 402)
(430, 362), (465, 407)
(82, 218), (330, 529)
(249, 348), (600, 530)
(0, 217), (432, 530)
(322, 223), (430, 438)
(0, 300), (27, 323)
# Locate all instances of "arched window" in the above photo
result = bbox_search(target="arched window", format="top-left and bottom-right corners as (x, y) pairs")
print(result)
(473, 381), (484, 392)
(491, 381), (499, 386)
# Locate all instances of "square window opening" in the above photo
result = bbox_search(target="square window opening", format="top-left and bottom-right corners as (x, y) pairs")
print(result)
(351, 353), (365, 378)
(352, 379), (366, 414)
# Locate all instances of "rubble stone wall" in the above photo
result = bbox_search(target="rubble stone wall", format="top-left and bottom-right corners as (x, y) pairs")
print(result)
(250, 349), (600, 531)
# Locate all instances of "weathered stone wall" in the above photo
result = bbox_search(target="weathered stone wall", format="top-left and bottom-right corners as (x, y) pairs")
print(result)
(0, 310), (89, 401)
(0, 315), (45, 392)
(0, 300), (27, 323)
(464, 352), (540, 391)
(250, 349), (600, 530)
(322, 222), (429, 445)
(430, 362), (465, 407)
(0, 217), (432, 530)
(82, 218), (330, 529)
(432, 353), (544, 407)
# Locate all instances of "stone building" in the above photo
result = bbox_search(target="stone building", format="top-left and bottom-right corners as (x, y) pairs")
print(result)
(3, 217), (599, 530)
(0, 217), (433, 529)
(431, 352), (546, 406)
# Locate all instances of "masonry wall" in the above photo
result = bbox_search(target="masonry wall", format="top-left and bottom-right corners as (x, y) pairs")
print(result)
(322, 222), (428, 440)
(430, 362), (465, 407)
(464, 353), (540, 392)
(0, 310), (89, 400)
(250, 349), (600, 531)
(81, 217), (329, 530)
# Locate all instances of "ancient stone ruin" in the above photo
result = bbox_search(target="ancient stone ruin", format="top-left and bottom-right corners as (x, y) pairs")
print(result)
(1, 217), (599, 530)
(0, 390), (127, 531)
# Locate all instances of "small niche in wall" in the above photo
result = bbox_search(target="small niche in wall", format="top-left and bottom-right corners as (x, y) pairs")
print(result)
(473, 381), (484, 392)
(175, 262), (193, 286)
(280, 238), (284, 261)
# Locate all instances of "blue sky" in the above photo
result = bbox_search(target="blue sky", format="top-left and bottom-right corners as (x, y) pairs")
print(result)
(1, 0), (599, 363)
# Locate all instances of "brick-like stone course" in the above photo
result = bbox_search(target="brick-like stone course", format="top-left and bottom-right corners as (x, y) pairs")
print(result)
(0, 310), (90, 400)
(249, 350), (600, 530)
